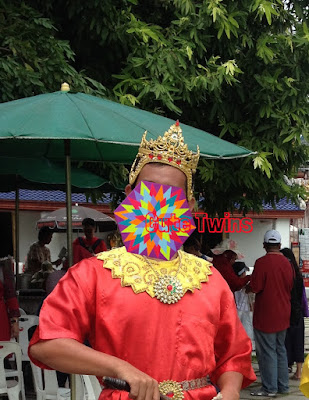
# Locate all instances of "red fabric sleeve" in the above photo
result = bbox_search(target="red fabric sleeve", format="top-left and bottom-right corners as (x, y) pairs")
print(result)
(210, 292), (256, 388)
(28, 262), (93, 368)
(226, 272), (250, 293)
(213, 256), (251, 293)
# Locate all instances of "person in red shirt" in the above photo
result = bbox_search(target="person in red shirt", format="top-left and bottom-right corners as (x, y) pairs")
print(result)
(211, 239), (251, 293)
(250, 230), (294, 397)
(29, 122), (255, 400)
(73, 218), (107, 264)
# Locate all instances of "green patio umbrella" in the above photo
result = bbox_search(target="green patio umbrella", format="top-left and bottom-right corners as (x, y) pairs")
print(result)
(0, 84), (254, 161)
(0, 156), (107, 191)
(0, 84), (255, 269)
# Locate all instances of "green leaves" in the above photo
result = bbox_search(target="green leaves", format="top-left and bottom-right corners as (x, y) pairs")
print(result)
(256, 35), (275, 62)
(253, 152), (273, 178)
(2, 0), (309, 214)
(251, 0), (280, 25)
(0, 1), (105, 102)
(126, 14), (166, 44)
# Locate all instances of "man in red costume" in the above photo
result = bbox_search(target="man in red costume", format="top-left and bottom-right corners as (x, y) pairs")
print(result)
(73, 218), (107, 264)
(29, 122), (255, 400)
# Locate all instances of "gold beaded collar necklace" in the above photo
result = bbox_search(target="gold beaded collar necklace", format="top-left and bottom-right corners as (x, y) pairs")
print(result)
(97, 247), (213, 303)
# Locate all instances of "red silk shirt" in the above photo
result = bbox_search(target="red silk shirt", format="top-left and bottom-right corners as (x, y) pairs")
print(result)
(29, 256), (256, 399)
(212, 254), (250, 293)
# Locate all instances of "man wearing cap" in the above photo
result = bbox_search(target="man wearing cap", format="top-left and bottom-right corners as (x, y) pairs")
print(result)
(29, 122), (255, 400)
(250, 230), (294, 397)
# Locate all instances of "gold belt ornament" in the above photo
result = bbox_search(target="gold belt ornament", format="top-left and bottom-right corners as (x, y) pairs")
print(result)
(159, 377), (209, 400)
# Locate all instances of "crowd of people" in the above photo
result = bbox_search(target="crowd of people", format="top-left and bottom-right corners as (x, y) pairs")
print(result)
(2, 121), (308, 400)
(22, 220), (124, 293)
(187, 229), (308, 397)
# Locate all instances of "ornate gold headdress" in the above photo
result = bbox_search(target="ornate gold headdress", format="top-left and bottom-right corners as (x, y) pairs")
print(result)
(129, 121), (200, 200)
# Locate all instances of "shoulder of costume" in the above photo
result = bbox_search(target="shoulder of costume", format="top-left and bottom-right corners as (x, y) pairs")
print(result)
(96, 246), (126, 261)
(97, 247), (213, 270)
(178, 250), (213, 271)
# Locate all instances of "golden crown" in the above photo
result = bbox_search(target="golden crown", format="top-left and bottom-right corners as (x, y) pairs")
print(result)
(129, 121), (200, 200)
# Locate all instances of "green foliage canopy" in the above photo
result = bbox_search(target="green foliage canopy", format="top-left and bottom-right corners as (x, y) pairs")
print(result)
(1, 0), (309, 214)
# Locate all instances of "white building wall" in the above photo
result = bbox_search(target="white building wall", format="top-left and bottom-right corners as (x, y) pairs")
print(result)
(230, 218), (290, 269)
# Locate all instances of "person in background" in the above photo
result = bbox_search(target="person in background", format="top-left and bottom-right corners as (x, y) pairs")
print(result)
(233, 261), (254, 345)
(250, 230), (294, 397)
(26, 226), (61, 275)
(281, 247), (308, 381)
(30, 261), (55, 290)
(183, 234), (213, 262)
(106, 230), (124, 250)
(211, 239), (251, 293)
(0, 257), (20, 340)
(73, 218), (107, 264)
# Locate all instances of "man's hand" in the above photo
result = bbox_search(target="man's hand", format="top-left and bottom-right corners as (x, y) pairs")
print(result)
(115, 362), (160, 400)
(11, 320), (19, 338)
(53, 259), (62, 267)
(245, 284), (252, 293)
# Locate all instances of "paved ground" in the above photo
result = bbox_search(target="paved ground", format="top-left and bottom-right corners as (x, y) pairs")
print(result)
(240, 358), (304, 399)
(240, 318), (309, 399)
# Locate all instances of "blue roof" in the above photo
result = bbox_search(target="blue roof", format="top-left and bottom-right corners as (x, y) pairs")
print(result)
(0, 190), (301, 211)
(0, 189), (110, 204)
(262, 198), (301, 211)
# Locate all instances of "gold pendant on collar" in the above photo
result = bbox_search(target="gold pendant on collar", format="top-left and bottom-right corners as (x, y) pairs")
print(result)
(154, 275), (183, 304)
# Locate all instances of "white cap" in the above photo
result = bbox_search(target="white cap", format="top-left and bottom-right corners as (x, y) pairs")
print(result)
(264, 229), (281, 244)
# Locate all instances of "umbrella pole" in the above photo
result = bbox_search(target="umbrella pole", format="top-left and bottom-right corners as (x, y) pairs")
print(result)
(64, 140), (76, 400)
(15, 178), (20, 288)
(65, 139), (73, 267)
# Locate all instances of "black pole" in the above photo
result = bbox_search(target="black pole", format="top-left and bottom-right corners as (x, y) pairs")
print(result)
(64, 139), (73, 268)
(15, 179), (19, 288)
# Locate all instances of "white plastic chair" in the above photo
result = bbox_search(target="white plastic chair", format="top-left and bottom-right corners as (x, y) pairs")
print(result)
(81, 375), (101, 400)
(0, 341), (26, 400)
(18, 315), (39, 361)
(4, 341), (26, 400)
(30, 361), (71, 400)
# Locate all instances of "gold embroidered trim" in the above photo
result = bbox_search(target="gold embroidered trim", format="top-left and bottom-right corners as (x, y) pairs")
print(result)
(97, 247), (212, 298)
